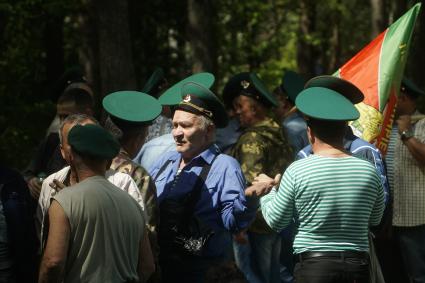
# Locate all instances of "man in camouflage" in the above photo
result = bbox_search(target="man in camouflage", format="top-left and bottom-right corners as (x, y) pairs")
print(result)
(228, 72), (293, 283)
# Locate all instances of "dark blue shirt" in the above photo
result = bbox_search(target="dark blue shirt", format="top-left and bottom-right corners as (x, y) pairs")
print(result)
(149, 145), (257, 257)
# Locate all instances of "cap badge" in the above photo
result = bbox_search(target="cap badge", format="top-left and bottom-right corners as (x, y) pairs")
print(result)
(183, 94), (191, 102)
(241, 80), (250, 89)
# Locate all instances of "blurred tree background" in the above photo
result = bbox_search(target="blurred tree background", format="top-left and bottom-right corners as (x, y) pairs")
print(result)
(0, 0), (424, 169)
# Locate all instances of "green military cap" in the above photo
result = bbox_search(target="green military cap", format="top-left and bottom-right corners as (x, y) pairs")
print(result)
(305, 75), (364, 104)
(280, 71), (305, 103)
(177, 82), (229, 128)
(401, 77), (425, 97)
(296, 87), (360, 121)
(102, 91), (162, 124)
(141, 67), (166, 97)
(222, 72), (278, 107)
(68, 124), (120, 159)
(159, 72), (215, 106)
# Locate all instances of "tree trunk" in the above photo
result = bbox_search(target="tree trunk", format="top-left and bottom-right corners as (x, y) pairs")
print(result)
(297, 0), (317, 78)
(187, 0), (217, 74)
(45, 15), (64, 100)
(370, 0), (387, 38)
(92, 0), (137, 96)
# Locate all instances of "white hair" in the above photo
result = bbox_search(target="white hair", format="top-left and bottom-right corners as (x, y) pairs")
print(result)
(197, 115), (216, 142)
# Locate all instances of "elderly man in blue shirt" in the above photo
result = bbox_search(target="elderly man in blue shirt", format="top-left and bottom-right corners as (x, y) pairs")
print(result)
(149, 80), (257, 283)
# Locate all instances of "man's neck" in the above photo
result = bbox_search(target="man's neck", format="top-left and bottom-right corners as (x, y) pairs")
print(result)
(311, 141), (349, 158)
(179, 144), (212, 169)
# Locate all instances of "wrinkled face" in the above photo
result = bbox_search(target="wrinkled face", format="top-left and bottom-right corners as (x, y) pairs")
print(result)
(60, 119), (96, 164)
(233, 95), (257, 128)
(172, 110), (210, 160)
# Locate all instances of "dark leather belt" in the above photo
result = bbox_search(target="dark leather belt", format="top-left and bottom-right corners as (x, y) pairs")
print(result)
(297, 251), (369, 261)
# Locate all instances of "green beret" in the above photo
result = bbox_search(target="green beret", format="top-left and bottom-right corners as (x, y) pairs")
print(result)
(177, 82), (228, 128)
(68, 124), (120, 159)
(305, 75), (364, 104)
(159, 73), (215, 106)
(296, 87), (360, 121)
(222, 72), (277, 107)
(141, 67), (166, 97)
(401, 77), (425, 97)
(103, 91), (162, 123)
(280, 71), (305, 103)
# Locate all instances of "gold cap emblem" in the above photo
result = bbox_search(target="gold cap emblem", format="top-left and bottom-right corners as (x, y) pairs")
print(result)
(183, 94), (191, 102)
(241, 80), (250, 89)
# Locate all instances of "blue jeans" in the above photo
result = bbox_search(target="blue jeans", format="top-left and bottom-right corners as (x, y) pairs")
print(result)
(249, 231), (282, 283)
(396, 225), (425, 283)
(233, 235), (262, 283)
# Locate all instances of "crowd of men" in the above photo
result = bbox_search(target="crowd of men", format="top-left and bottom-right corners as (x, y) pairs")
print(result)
(0, 67), (424, 283)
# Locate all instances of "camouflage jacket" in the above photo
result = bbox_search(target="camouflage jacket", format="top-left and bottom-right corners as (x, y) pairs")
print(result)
(110, 149), (159, 258)
(231, 117), (293, 233)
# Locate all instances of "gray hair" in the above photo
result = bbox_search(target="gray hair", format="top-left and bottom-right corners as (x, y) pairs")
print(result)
(59, 113), (99, 144)
(197, 115), (216, 142)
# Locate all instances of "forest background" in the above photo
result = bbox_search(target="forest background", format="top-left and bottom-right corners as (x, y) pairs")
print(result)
(0, 0), (424, 169)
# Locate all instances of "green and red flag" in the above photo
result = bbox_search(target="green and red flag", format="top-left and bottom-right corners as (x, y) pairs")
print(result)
(334, 3), (421, 154)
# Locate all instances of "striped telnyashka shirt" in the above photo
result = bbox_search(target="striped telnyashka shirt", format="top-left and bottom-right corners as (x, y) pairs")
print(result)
(260, 155), (385, 254)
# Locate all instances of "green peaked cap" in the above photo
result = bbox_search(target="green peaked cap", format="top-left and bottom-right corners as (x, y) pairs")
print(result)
(177, 82), (229, 128)
(402, 77), (425, 97)
(103, 91), (162, 123)
(222, 72), (277, 107)
(305, 75), (364, 104)
(296, 87), (360, 121)
(141, 67), (165, 96)
(159, 72), (215, 106)
(281, 71), (305, 103)
(68, 124), (120, 159)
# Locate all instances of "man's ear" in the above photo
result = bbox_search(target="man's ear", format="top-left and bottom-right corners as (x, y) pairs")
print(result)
(307, 126), (314, 145)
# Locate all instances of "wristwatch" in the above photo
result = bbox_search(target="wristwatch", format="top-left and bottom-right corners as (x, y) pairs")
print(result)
(400, 129), (414, 141)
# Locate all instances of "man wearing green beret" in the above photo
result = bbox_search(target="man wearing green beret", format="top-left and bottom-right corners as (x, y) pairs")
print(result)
(227, 72), (293, 283)
(39, 124), (154, 283)
(386, 77), (425, 283)
(103, 90), (162, 277)
(248, 83), (385, 283)
(149, 81), (257, 283)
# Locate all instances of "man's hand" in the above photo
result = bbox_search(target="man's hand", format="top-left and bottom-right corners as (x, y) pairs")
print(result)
(245, 181), (274, 197)
(253, 173), (281, 187)
(28, 177), (42, 199)
(49, 179), (66, 192)
(233, 231), (249, 245)
(397, 115), (412, 134)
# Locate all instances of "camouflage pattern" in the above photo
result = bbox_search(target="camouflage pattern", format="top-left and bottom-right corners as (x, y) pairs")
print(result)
(110, 149), (159, 259)
(231, 117), (293, 233)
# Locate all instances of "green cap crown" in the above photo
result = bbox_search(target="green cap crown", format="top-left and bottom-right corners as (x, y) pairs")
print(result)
(141, 67), (166, 97)
(305, 75), (364, 104)
(401, 77), (425, 97)
(281, 71), (305, 103)
(222, 72), (277, 107)
(296, 87), (360, 121)
(177, 82), (228, 128)
(103, 91), (162, 123)
(159, 72), (215, 106)
(68, 124), (120, 159)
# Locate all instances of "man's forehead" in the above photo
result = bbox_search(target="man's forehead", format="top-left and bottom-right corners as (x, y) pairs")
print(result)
(173, 109), (199, 122)
(57, 101), (78, 114)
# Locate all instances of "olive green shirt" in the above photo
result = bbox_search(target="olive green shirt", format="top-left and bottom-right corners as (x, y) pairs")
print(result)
(53, 176), (144, 283)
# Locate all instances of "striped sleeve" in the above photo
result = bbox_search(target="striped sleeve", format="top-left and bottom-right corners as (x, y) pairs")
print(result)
(369, 176), (385, 226)
(260, 169), (295, 231)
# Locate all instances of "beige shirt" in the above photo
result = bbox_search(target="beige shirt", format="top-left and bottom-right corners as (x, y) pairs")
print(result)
(36, 166), (143, 249)
(391, 116), (425, 227)
(53, 176), (145, 283)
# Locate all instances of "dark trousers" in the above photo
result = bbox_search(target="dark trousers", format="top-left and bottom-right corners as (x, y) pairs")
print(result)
(160, 254), (218, 283)
(396, 225), (425, 283)
(294, 255), (370, 283)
